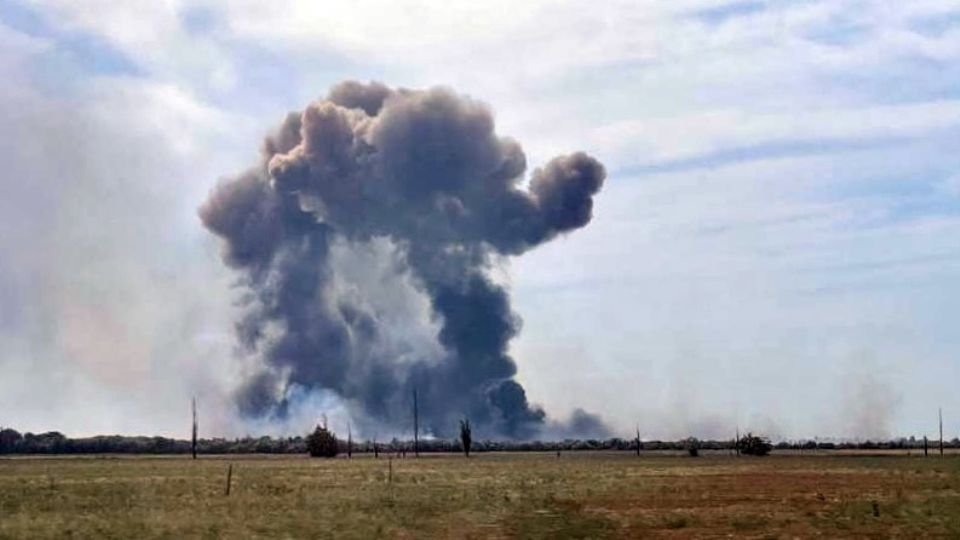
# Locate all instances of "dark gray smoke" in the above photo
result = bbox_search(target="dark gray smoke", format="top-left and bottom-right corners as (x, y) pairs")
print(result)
(200, 81), (606, 439)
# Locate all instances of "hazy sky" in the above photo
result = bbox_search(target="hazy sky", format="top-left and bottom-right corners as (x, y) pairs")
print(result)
(1, 0), (958, 441)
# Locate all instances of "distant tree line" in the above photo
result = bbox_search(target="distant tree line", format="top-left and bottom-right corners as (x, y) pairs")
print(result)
(0, 429), (306, 455)
(1, 427), (956, 455)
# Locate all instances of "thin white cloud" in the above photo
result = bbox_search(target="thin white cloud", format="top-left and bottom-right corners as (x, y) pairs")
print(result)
(591, 100), (960, 164)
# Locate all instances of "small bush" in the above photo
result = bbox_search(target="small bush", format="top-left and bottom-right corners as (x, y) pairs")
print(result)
(306, 425), (339, 458)
(738, 433), (772, 456)
(663, 515), (690, 529)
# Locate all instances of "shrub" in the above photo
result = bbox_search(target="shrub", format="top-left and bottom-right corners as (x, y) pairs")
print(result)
(306, 425), (339, 458)
(738, 433), (772, 456)
(685, 437), (700, 457)
(0, 428), (22, 454)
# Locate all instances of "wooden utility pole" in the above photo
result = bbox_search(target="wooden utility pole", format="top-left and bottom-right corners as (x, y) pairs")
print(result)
(735, 426), (740, 457)
(413, 388), (420, 458)
(347, 423), (353, 459)
(460, 418), (472, 458)
(924, 435), (929, 457)
(635, 424), (641, 457)
(191, 396), (198, 460)
(940, 408), (944, 457)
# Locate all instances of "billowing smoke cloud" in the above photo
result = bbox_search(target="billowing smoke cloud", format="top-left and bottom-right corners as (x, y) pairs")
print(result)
(200, 81), (606, 439)
(544, 408), (613, 440)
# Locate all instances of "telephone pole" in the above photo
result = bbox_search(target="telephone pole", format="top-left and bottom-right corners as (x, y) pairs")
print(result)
(191, 396), (198, 460)
(347, 423), (353, 459)
(939, 408), (944, 458)
(635, 423), (641, 457)
(413, 387), (420, 458)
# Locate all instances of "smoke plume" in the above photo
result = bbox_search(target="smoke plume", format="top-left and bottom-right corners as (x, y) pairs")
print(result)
(839, 360), (901, 441)
(200, 81), (606, 439)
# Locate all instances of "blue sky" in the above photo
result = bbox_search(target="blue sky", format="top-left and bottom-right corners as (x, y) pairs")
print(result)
(0, 0), (958, 440)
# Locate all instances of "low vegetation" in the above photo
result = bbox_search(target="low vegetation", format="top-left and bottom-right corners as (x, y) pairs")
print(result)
(3, 427), (954, 455)
(2, 453), (959, 538)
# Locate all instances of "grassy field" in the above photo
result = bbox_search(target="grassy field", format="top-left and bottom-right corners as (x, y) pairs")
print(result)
(2, 452), (960, 538)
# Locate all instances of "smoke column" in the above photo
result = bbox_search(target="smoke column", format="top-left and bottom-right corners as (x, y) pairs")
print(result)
(200, 81), (606, 438)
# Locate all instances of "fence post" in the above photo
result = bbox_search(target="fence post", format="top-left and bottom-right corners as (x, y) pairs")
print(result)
(225, 464), (233, 496)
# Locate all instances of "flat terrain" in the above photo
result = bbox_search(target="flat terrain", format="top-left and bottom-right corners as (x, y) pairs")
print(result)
(2, 452), (960, 538)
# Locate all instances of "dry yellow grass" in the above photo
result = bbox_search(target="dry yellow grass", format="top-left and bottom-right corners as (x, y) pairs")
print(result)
(2, 452), (959, 538)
